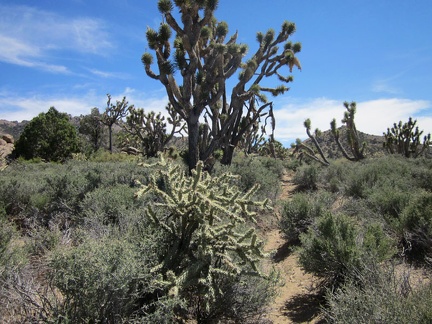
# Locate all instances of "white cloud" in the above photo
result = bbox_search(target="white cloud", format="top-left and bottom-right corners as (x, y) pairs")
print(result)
(0, 93), (97, 121)
(0, 5), (114, 72)
(273, 97), (432, 145)
(0, 88), (169, 122)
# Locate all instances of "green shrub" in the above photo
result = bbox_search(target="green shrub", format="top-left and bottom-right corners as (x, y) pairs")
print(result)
(324, 263), (432, 323)
(50, 237), (148, 323)
(279, 191), (333, 243)
(299, 213), (394, 289)
(293, 164), (319, 191)
(78, 184), (142, 235)
(0, 218), (27, 281)
(366, 184), (411, 219)
(399, 191), (432, 264)
(213, 154), (283, 201)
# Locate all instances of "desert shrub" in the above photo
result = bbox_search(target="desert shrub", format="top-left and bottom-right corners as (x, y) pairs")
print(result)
(342, 156), (417, 199)
(293, 163), (320, 191)
(324, 263), (432, 323)
(26, 224), (63, 256)
(88, 149), (139, 162)
(366, 184), (411, 219)
(213, 154), (283, 201)
(298, 212), (394, 290)
(50, 237), (150, 323)
(78, 184), (143, 236)
(279, 191), (334, 243)
(192, 270), (279, 323)
(0, 218), (28, 321)
(0, 218), (27, 281)
(0, 160), (154, 230)
(399, 191), (432, 264)
(319, 160), (353, 193)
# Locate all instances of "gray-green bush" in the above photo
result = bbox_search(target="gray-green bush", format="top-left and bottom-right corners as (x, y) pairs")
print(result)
(279, 191), (334, 243)
(324, 263), (432, 323)
(298, 212), (394, 290)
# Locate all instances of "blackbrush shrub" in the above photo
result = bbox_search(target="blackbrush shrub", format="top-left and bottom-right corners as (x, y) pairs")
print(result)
(324, 263), (432, 323)
(298, 212), (394, 290)
(213, 154), (283, 201)
(399, 191), (432, 264)
(279, 191), (334, 243)
(293, 164), (320, 191)
(366, 184), (411, 219)
(78, 184), (137, 228)
(0, 218), (27, 281)
(50, 237), (149, 323)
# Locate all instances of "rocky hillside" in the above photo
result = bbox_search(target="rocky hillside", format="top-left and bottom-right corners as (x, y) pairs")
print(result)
(0, 119), (28, 140)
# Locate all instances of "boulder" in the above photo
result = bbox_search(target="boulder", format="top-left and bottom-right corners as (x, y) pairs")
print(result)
(2, 134), (14, 144)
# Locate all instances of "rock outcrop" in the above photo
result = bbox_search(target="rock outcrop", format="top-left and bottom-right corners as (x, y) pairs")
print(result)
(0, 134), (14, 170)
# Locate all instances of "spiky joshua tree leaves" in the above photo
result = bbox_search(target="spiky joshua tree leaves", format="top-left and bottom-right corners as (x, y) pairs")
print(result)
(135, 157), (272, 316)
(383, 117), (431, 158)
(142, 0), (301, 170)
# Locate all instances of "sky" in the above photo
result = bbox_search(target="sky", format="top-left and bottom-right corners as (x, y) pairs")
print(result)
(0, 0), (431, 146)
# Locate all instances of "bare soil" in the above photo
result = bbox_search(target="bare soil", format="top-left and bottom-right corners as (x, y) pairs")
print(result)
(262, 171), (324, 324)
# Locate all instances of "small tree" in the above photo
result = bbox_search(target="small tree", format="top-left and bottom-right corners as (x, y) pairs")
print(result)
(100, 94), (129, 153)
(78, 107), (105, 152)
(13, 107), (80, 162)
(330, 101), (366, 161)
(383, 117), (431, 158)
(122, 103), (185, 157)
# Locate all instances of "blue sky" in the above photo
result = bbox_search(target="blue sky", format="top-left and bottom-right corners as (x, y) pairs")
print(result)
(0, 0), (431, 146)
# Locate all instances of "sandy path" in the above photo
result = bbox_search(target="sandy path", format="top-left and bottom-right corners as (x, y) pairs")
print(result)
(262, 172), (322, 324)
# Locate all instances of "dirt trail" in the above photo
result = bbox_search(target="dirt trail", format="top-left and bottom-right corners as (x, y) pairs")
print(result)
(263, 172), (322, 324)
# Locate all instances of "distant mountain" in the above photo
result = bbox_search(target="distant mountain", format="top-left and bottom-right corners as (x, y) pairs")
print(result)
(0, 119), (29, 140)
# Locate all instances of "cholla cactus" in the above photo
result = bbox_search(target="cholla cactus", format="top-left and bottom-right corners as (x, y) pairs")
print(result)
(383, 117), (431, 158)
(135, 158), (271, 312)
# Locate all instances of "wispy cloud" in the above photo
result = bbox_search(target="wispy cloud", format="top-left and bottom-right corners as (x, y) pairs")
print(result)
(372, 79), (400, 95)
(88, 69), (130, 79)
(0, 4), (114, 73)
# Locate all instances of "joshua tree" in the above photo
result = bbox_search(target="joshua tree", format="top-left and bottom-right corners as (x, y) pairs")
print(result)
(330, 101), (365, 161)
(100, 94), (130, 153)
(142, 0), (301, 170)
(122, 103), (185, 157)
(383, 117), (431, 158)
(79, 108), (105, 152)
(293, 118), (330, 166)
